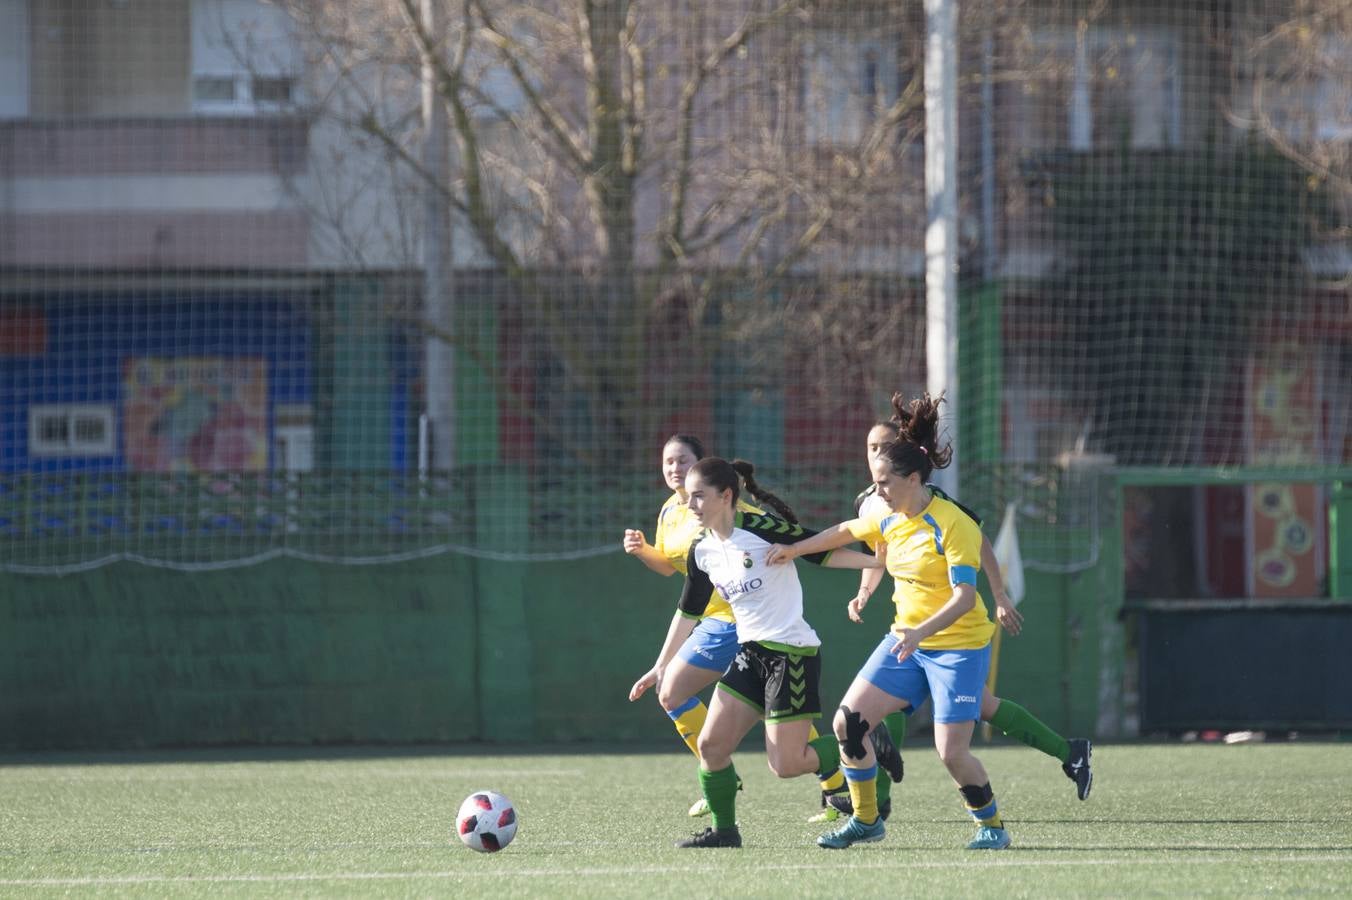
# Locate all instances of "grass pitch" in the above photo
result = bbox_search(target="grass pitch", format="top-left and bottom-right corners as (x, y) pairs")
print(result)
(2, 741), (1351, 897)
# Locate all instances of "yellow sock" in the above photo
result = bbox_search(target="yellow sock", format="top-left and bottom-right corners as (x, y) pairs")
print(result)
(844, 764), (879, 824)
(668, 697), (708, 757)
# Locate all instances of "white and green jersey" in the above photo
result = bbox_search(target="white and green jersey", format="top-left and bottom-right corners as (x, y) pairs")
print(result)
(677, 512), (833, 650)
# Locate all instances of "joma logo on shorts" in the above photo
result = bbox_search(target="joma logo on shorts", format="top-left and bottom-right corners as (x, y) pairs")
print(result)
(953, 694), (977, 703)
(716, 577), (763, 598)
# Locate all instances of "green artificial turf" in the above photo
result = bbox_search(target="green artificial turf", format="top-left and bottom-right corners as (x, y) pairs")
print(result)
(2, 742), (1350, 897)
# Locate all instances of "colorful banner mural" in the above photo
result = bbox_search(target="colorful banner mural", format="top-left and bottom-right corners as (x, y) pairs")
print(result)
(1246, 343), (1325, 597)
(122, 357), (268, 472)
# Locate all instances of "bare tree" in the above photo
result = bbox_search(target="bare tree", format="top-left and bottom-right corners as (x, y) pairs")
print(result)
(278, 0), (944, 466)
(1232, 0), (1351, 222)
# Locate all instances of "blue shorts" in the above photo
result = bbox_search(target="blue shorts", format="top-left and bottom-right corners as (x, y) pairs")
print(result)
(858, 634), (991, 724)
(676, 618), (739, 673)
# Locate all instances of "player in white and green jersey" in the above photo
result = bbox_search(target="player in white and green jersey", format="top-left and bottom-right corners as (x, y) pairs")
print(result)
(624, 435), (856, 820)
(638, 457), (896, 849)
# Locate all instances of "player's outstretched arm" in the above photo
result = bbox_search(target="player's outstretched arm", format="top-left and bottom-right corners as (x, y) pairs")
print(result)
(764, 522), (857, 565)
(821, 547), (881, 570)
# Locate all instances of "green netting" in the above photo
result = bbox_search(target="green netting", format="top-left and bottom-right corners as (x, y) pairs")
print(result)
(1, 0), (1348, 575)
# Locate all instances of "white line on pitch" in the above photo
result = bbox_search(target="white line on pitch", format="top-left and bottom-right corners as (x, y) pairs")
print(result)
(3, 852), (1350, 887)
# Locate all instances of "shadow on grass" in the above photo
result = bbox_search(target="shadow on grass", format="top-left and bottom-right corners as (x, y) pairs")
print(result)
(0, 741), (680, 767)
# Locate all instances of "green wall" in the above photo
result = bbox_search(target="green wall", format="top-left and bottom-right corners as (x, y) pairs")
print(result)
(1, 547), (1109, 751)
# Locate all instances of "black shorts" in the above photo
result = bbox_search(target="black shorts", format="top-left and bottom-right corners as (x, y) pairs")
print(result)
(717, 641), (822, 724)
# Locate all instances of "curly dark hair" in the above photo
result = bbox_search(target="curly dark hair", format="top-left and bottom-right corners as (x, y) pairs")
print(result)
(877, 391), (952, 482)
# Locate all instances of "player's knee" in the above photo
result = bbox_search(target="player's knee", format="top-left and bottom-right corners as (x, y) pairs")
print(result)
(935, 740), (972, 769)
(831, 707), (850, 743)
(764, 748), (807, 779)
(837, 705), (871, 760)
(980, 693), (1001, 721)
(696, 731), (730, 764)
(656, 684), (682, 713)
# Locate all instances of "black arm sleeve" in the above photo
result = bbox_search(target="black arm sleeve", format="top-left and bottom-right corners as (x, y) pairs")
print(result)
(677, 543), (715, 617)
(739, 514), (833, 566)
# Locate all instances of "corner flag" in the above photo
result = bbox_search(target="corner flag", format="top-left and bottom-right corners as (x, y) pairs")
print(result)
(993, 502), (1025, 607)
(984, 502), (1024, 741)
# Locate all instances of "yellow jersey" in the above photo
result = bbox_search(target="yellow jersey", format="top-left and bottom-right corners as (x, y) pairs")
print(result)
(653, 492), (763, 624)
(847, 492), (994, 650)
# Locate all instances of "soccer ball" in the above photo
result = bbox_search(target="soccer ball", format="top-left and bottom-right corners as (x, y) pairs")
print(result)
(456, 789), (518, 852)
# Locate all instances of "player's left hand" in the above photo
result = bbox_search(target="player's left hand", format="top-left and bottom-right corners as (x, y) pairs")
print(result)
(994, 594), (1023, 636)
(628, 666), (660, 701)
(891, 627), (920, 663)
(765, 544), (795, 566)
(847, 590), (870, 623)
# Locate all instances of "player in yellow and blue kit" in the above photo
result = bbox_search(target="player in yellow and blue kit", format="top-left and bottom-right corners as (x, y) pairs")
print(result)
(827, 416), (1091, 810)
(624, 435), (856, 819)
(768, 394), (1014, 851)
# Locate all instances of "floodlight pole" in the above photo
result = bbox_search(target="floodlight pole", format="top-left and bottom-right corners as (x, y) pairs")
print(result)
(422, 0), (456, 474)
(924, 0), (959, 497)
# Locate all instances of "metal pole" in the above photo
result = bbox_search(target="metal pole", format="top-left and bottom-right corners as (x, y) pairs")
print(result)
(981, 28), (996, 284)
(422, 0), (455, 472)
(925, 0), (959, 495)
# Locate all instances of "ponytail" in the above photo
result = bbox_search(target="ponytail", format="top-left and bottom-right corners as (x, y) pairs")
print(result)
(730, 459), (798, 524)
(879, 392), (952, 482)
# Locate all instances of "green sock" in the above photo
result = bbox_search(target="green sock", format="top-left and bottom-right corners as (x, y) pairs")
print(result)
(989, 699), (1071, 762)
(698, 764), (740, 831)
(809, 734), (840, 779)
(876, 768), (891, 806)
(884, 711), (908, 746)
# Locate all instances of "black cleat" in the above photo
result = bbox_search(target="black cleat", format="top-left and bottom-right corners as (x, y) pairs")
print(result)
(1062, 738), (1093, 800)
(676, 826), (742, 848)
(827, 792), (892, 822)
(870, 721), (905, 784)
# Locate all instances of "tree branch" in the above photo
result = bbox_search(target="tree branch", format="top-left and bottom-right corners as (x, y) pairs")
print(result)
(471, 0), (592, 170)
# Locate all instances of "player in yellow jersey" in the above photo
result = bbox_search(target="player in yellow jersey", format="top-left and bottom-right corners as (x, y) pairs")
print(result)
(768, 394), (1013, 850)
(624, 436), (865, 819)
(822, 415), (1091, 814)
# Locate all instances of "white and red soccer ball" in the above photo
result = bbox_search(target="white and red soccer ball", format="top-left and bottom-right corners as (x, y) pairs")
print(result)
(456, 790), (518, 852)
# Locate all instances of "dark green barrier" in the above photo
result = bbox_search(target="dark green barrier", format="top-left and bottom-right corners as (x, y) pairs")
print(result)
(0, 552), (1093, 751)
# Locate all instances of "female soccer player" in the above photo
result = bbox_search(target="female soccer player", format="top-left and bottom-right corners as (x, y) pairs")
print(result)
(836, 415), (1092, 805)
(635, 457), (890, 848)
(768, 393), (1013, 850)
(623, 436), (853, 819)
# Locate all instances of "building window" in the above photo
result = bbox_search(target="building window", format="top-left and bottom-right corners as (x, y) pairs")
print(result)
(192, 0), (301, 115)
(0, 0), (29, 118)
(1018, 26), (1182, 151)
(1237, 36), (1352, 144)
(803, 33), (911, 146)
(29, 405), (117, 457)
